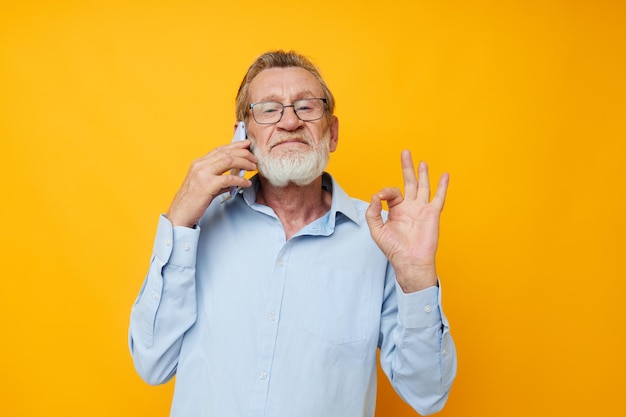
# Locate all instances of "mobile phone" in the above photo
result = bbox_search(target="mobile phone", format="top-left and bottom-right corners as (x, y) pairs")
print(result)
(223, 121), (247, 202)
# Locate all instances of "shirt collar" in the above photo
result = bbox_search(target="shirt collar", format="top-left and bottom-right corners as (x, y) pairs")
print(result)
(323, 172), (360, 226)
(241, 173), (361, 227)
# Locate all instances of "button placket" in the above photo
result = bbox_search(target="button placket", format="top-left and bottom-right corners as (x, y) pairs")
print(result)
(249, 245), (290, 413)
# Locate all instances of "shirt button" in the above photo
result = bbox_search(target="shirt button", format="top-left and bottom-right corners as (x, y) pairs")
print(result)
(183, 243), (191, 251)
(269, 313), (277, 321)
(151, 292), (158, 300)
(259, 372), (267, 380)
(165, 239), (172, 247)
(424, 305), (432, 313)
(277, 259), (285, 267)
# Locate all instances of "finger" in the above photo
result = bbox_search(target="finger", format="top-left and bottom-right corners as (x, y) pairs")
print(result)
(431, 172), (450, 209)
(223, 154), (258, 174)
(401, 150), (419, 200)
(365, 193), (384, 236)
(375, 187), (404, 208)
(202, 149), (257, 176)
(416, 161), (431, 203)
(225, 138), (254, 151)
(216, 175), (253, 196)
(202, 140), (256, 164)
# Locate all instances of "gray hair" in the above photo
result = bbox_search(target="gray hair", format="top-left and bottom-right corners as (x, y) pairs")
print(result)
(235, 50), (335, 122)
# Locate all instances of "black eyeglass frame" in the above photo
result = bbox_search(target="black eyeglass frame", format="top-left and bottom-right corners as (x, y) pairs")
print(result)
(248, 98), (328, 124)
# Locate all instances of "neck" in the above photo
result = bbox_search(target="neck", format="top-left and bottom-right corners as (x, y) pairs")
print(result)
(256, 175), (331, 240)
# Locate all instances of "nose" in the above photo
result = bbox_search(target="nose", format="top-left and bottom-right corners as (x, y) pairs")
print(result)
(277, 105), (303, 131)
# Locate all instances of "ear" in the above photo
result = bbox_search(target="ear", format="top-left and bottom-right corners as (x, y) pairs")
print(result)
(328, 116), (339, 152)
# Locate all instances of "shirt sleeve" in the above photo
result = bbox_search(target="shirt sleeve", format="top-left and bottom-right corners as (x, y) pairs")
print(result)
(128, 214), (200, 385)
(378, 274), (457, 415)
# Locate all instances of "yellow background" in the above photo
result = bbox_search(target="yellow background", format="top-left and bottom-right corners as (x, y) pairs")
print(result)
(2, 1), (624, 416)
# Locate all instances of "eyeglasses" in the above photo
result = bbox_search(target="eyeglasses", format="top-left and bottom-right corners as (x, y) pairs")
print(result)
(249, 98), (327, 124)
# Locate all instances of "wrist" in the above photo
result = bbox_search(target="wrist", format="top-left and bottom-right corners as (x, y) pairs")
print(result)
(395, 265), (438, 293)
(165, 212), (198, 229)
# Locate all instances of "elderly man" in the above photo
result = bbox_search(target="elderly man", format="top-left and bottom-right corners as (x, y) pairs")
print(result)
(129, 50), (456, 417)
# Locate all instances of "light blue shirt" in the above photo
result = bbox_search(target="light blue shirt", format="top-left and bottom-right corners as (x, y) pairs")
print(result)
(129, 173), (456, 417)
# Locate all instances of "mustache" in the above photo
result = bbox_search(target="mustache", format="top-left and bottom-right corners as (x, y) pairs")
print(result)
(269, 132), (312, 148)
(249, 132), (313, 153)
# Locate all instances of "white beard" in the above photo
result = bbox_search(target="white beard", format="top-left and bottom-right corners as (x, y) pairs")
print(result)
(250, 129), (331, 187)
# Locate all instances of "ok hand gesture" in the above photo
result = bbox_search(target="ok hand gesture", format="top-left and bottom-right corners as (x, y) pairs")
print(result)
(365, 150), (449, 293)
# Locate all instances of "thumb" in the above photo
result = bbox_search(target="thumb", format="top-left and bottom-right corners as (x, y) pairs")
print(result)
(365, 193), (384, 237)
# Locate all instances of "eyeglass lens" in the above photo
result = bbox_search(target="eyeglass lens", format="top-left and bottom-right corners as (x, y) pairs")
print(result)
(251, 98), (326, 124)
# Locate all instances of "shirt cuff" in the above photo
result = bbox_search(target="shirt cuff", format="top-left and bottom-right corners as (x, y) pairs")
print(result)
(396, 280), (442, 329)
(153, 214), (200, 267)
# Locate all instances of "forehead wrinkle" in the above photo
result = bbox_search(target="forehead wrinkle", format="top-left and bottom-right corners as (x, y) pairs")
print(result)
(256, 89), (320, 104)
(248, 67), (325, 104)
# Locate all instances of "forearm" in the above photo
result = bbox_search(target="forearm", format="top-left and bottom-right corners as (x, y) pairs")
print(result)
(129, 215), (199, 385)
(379, 282), (457, 415)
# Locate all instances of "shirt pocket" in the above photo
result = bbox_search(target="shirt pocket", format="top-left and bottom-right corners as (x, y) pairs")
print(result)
(302, 264), (372, 345)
